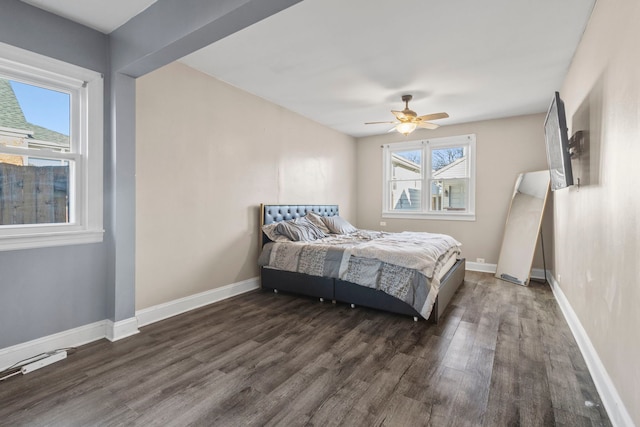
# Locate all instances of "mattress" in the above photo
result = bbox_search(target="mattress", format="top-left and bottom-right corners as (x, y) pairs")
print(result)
(437, 251), (458, 282)
(263, 254), (458, 284)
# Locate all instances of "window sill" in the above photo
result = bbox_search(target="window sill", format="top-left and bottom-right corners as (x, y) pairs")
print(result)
(0, 229), (104, 251)
(382, 211), (476, 222)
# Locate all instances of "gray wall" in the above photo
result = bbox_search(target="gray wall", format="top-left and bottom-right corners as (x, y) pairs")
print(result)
(0, 0), (110, 348)
(0, 0), (302, 347)
(107, 0), (302, 322)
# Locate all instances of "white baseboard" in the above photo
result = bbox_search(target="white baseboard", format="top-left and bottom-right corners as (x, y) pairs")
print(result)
(465, 262), (550, 283)
(466, 261), (497, 273)
(0, 278), (260, 372)
(105, 317), (139, 342)
(548, 274), (634, 427)
(136, 277), (260, 328)
(0, 320), (107, 372)
(530, 267), (548, 280)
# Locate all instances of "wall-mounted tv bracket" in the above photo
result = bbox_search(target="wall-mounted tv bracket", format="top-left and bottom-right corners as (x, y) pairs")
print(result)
(568, 130), (584, 158)
(568, 130), (585, 188)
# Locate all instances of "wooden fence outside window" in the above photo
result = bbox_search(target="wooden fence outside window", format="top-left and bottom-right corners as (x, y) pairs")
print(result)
(0, 162), (69, 225)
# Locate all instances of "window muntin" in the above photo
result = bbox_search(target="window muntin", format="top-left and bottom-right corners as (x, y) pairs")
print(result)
(383, 134), (476, 220)
(0, 42), (103, 250)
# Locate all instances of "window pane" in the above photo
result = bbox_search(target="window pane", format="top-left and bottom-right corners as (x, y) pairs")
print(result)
(389, 149), (422, 211)
(430, 179), (468, 212)
(0, 161), (70, 225)
(431, 147), (464, 172)
(0, 78), (70, 151)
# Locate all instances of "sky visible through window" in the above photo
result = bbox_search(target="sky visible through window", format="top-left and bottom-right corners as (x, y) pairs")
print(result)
(396, 150), (421, 164)
(432, 147), (464, 171)
(396, 147), (464, 171)
(10, 80), (70, 136)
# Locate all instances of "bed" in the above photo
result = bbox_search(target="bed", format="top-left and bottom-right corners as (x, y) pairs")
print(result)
(258, 204), (465, 323)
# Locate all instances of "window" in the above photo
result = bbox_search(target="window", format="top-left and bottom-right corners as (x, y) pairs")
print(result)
(382, 134), (476, 221)
(0, 42), (103, 250)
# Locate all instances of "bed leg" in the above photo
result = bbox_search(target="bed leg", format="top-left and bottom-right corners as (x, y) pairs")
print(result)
(319, 297), (324, 303)
(350, 303), (356, 309)
(273, 289), (278, 294)
(413, 316), (419, 322)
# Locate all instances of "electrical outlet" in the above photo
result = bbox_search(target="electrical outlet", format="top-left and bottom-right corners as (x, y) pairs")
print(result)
(379, 221), (386, 226)
(476, 258), (485, 263)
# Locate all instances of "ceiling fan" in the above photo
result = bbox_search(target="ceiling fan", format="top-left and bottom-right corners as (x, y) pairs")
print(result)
(365, 95), (449, 136)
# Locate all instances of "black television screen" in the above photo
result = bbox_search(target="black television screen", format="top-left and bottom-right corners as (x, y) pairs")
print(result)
(544, 92), (573, 191)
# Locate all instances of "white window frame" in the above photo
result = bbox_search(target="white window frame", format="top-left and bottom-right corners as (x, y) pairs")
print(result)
(382, 134), (476, 221)
(0, 42), (103, 251)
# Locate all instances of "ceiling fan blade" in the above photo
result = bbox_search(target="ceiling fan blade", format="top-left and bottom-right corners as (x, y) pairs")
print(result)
(365, 121), (397, 125)
(391, 110), (408, 121)
(416, 112), (449, 121)
(387, 126), (397, 133)
(417, 121), (440, 130)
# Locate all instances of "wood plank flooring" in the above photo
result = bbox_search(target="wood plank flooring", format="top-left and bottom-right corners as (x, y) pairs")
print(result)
(0, 272), (612, 426)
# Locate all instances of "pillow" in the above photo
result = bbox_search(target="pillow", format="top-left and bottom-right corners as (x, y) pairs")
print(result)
(322, 215), (357, 234)
(275, 216), (327, 242)
(305, 211), (331, 234)
(262, 222), (291, 242)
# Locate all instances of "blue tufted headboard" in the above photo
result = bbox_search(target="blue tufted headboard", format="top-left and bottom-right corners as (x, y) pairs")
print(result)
(260, 204), (339, 245)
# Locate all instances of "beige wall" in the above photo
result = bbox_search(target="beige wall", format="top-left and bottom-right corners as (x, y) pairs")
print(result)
(136, 62), (356, 310)
(356, 114), (552, 268)
(556, 0), (640, 424)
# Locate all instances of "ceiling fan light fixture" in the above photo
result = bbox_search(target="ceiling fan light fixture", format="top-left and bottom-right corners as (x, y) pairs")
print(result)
(396, 121), (417, 136)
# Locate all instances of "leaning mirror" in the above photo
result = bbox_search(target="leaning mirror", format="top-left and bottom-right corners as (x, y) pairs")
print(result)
(495, 170), (550, 286)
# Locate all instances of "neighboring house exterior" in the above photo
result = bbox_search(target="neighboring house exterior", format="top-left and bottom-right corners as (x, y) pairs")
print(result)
(391, 153), (421, 210)
(432, 156), (467, 211)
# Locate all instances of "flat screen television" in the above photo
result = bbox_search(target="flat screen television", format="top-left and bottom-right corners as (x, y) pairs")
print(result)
(543, 91), (573, 191)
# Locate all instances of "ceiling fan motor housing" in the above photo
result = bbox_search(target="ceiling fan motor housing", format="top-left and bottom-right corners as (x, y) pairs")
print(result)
(401, 95), (417, 118)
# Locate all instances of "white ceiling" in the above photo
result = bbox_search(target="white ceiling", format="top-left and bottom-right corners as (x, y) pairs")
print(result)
(21, 0), (596, 138)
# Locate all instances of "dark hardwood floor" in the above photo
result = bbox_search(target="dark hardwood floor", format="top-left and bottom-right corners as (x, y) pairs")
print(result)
(0, 272), (611, 426)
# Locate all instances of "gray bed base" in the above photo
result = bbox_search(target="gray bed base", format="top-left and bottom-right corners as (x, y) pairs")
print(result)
(259, 204), (466, 323)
